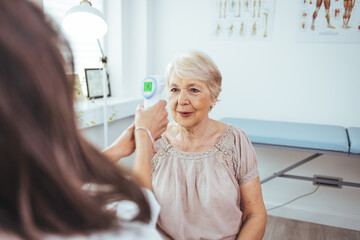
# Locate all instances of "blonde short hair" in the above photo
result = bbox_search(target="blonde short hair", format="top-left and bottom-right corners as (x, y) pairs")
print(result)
(164, 51), (222, 100)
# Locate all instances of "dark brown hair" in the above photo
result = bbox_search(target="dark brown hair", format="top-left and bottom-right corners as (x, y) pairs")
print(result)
(0, 0), (150, 239)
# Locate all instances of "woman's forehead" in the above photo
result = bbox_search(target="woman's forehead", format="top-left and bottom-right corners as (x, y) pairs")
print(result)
(169, 76), (207, 87)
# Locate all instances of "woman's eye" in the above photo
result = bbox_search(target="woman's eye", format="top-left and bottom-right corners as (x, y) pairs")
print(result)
(170, 88), (178, 92)
(190, 88), (200, 93)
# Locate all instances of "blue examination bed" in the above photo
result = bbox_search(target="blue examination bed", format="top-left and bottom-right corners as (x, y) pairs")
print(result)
(220, 118), (360, 188)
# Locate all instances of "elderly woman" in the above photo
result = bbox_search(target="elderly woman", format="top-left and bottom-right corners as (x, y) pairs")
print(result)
(152, 51), (267, 240)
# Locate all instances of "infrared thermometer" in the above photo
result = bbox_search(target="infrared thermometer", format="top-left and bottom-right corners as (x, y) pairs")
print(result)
(141, 75), (166, 109)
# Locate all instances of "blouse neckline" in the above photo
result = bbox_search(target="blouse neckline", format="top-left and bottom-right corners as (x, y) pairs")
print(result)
(159, 124), (231, 159)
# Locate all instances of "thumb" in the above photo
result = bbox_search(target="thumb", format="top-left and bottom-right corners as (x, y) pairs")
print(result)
(158, 100), (167, 107)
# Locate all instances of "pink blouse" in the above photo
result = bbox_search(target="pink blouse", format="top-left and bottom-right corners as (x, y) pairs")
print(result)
(151, 125), (259, 240)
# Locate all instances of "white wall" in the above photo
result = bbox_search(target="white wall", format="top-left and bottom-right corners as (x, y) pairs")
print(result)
(105, 0), (154, 99)
(151, 0), (360, 127)
(104, 0), (123, 98)
(146, 0), (360, 230)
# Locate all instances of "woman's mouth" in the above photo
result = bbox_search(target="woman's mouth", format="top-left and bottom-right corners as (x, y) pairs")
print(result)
(178, 111), (193, 117)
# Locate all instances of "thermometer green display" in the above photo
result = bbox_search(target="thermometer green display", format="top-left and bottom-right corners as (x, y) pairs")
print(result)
(143, 82), (153, 92)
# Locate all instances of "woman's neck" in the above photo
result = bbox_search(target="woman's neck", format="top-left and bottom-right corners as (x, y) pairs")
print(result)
(168, 118), (221, 152)
(176, 118), (213, 140)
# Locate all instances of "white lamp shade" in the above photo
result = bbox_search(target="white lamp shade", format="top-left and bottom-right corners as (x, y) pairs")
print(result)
(62, 1), (107, 39)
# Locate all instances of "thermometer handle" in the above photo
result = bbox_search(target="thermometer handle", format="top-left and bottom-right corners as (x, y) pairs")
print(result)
(144, 96), (161, 109)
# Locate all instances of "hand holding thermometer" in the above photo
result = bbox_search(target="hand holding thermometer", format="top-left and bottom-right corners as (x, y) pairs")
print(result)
(141, 75), (166, 109)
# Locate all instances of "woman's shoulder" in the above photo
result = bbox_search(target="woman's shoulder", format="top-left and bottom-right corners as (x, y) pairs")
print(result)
(217, 122), (252, 147)
(222, 122), (248, 137)
(212, 119), (227, 132)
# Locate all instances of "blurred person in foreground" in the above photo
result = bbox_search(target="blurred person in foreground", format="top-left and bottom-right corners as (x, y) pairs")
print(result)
(0, 0), (168, 239)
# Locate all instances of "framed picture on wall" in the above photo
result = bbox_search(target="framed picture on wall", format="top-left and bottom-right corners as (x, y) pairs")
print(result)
(84, 68), (111, 99)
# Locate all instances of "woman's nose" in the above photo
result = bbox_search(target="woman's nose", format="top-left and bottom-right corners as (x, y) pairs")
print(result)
(178, 90), (189, 105)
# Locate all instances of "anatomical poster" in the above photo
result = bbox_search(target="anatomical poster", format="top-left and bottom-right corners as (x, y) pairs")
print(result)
(213, 0), (276, 40)
(298, 0), (360, 42)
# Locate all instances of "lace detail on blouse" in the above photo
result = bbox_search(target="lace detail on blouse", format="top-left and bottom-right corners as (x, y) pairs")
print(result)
(152, 125), (231, 174)
(152, 124), (258, 183)
(239, 168), (259, 184)
(163, 125), (231, 157)
(152, 125), (237, 176)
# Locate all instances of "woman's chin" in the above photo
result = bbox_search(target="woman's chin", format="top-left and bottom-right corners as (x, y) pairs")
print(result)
(174, 119), (195, 129)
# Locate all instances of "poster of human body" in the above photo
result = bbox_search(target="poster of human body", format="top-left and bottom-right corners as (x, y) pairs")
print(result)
(214, 0), (276, 40)
(298, 0), (360, 42)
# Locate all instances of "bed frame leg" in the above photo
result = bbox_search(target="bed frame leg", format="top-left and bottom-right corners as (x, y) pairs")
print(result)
(260, 153), (323, 184)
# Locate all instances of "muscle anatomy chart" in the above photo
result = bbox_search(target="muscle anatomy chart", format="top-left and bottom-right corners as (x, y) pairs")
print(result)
(298, 0), (360, 42)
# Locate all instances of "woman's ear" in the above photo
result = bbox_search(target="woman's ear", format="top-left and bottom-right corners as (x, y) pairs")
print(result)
(212, 95), (219, 106)
(209, 96), (218, 110)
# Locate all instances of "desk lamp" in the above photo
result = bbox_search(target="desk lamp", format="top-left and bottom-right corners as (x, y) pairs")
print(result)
(62, 0), (109, 147)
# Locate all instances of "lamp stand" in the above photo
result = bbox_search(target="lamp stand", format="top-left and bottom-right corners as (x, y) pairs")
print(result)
(97, 39), (108, 148)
